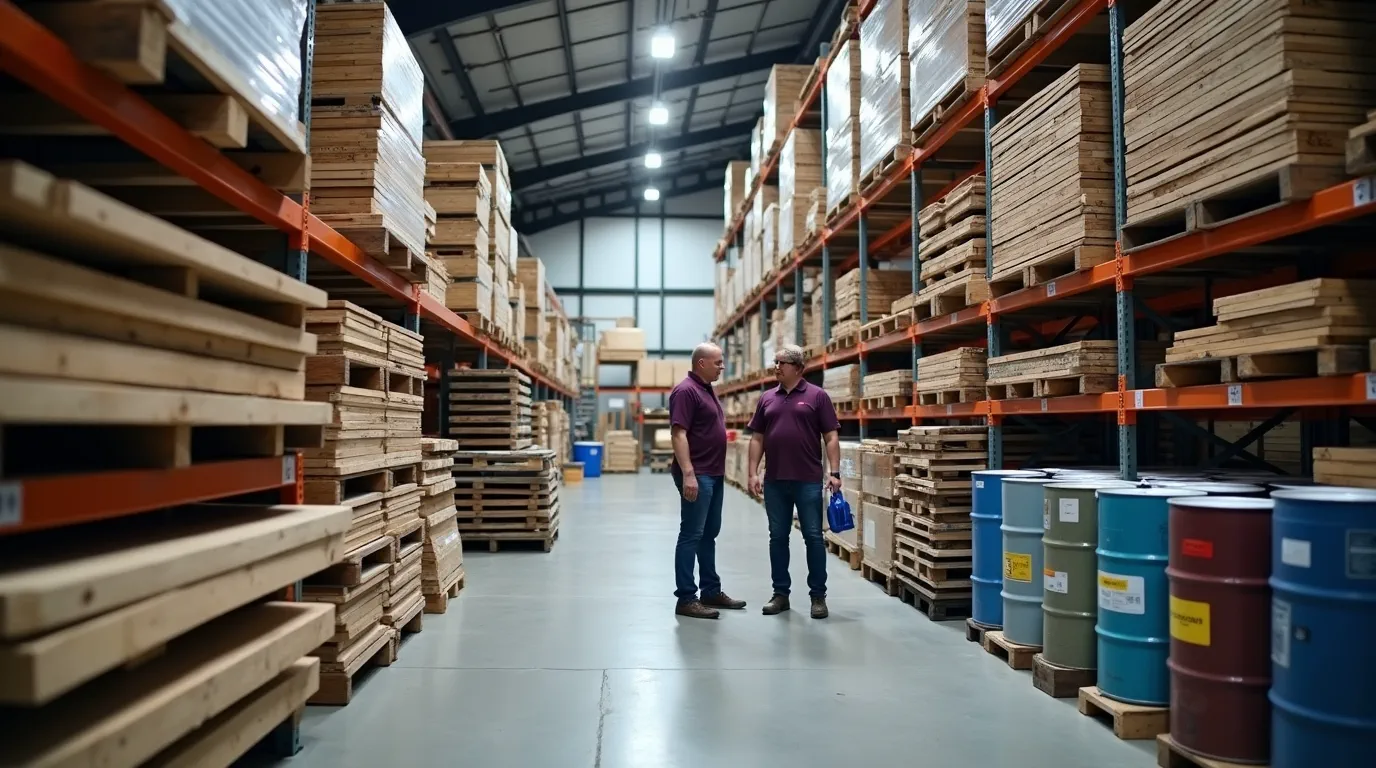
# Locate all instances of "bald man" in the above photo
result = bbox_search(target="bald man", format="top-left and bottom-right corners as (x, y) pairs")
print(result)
(667, 342), (746, 619)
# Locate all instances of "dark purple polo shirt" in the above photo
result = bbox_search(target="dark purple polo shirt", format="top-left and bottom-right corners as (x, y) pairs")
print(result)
(747, 379), (840, 481)
(668, 372), (727, 477)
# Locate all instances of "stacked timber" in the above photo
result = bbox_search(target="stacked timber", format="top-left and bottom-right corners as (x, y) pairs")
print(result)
(1350, 109), (1376, 176)
(1314, 447), (1376, 489)
(0, 506), (347, 761)
(892, 425), (984, 616)
(986, 341), (1119, 399)
(915, 347), (988, 405)
(531, 400), (571, 465)
(424, 146), (494, 319)
(302, 544), (394, 706)
(824, 364), (863, 411)
(859, 0), (911, 184)
(825, 38), (863, 218)
(833, 268), (912, 338)
(778, 129), (823, 258)
(447, 368), (533, 450)
(908, 0), (985, 143)
(893, 174), (989, 319)
(519, 259), (549, 364)
(604, 430), (641, 473)
(452, 449), (562, 552)
(1123, 0), (1376, 246)
(1155, 279), (1376, 388)
(860, 440), (900, 582)
(443, 253), (494, 326)
(862, 369), (914, 410)
(989, 64), (1115, 293)
(419, 438), (465, 613)
(310, 2), (428, 277)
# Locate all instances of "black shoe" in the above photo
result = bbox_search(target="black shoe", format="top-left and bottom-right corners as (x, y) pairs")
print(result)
(762, 594), (790, 615)
(701, 592), (747, 610)
(675, 600), (720, 620)
(811, 596), (829, 619)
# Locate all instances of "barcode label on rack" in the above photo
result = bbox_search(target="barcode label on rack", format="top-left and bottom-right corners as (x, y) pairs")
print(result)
(1046, 281), (1058, 297)
(1367, 373), (1376, 401)
(946, 404), (954, 415)
(1227, 384), (1243, 406)
(0, 483), (21, 528)
(1134, 390), (1144, 409)
(281, 456), (296, 484)
(1355, 177), (1374, 207)
(1040, 398), (1049, 412)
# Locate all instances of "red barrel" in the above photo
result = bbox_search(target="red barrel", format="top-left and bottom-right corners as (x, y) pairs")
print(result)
(1165, 496), (1273, 764)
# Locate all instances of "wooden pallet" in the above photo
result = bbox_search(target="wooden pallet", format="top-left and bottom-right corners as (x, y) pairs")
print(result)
(859, 311), (913, 341)
(1032, 653), (1097, 699)
(1154, 344), (1369, 388)
(916, 386), (986, 406)
(823, 530), (862, 570)
(982, 630), (1039, 670)
(422, 566), (465, 614)
(859, 560), (899, 596)
(912, 75), (984, 147)
(860, 145), (913, 199)
(965, 617), (996, 644)
(1155, 734), (1257, 768)
(860, 394), (911, 412)
(309, 623), (396, 706)
(986, 374), (1119, 400)
(462, 529), (560, 552)
(1078, 686), (1170, 741)
(911, 268), (991, 320)
(986, 0), (1082, 78)
(987, 244), (1115, 298)
(892, 572), (970, 621)
(307, 535), (397, 587)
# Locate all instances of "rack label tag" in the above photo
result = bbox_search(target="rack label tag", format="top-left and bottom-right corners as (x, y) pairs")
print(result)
(281, 456), (296, 484)
(0, 483), (20, 528)
(1366, 373), (1376, 401)
(1227, 384), (1243, 406)
(1134, 390), (1144, 409)
(1040, 398), (1048, 412)
(1356, 176), (1374, 207)
(1046, 281), (1058, 297)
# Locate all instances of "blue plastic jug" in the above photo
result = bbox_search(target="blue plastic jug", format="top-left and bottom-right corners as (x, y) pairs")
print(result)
(827, 490), (855, 533)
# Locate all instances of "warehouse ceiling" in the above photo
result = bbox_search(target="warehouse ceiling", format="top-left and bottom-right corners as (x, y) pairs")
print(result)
(394, 0), (845, 232)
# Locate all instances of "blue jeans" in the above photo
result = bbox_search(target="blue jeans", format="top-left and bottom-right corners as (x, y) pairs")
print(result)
(763, 481), (827, 597)
(672, 473), (724, 602)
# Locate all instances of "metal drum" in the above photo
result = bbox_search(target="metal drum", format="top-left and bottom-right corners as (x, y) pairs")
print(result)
(1152, 481), (1267, 497)
(1001, 477), (1057, 646)
(971, 470), (1043, 627)
(1167, 496), (1274, 764)
(1041, 482), (1132, 669)
(1095, 487), (1206, 706)
(1269, 487), (1376, 767)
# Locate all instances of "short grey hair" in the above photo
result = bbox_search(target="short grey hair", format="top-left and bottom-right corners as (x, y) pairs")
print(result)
(776, 344), (805, 367)
(691, 342), (721, 366)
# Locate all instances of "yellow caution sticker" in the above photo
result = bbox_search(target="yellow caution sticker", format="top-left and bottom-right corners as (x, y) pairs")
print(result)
(1170, 596), (1211, 646)
(1004, 552), (1032, 583)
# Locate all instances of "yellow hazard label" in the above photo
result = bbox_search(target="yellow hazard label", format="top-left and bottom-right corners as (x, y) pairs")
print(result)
(1099, 574), (1130, 591)
(1004, 552), (1032, 583)
(1170, 596), (1211, 646)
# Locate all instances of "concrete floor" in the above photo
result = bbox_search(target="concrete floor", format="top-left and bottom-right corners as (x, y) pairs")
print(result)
(277, 472), (1156, 768)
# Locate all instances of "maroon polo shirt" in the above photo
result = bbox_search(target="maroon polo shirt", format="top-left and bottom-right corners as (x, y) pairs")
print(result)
(668, 371), (727, 477)
(747, 379), (840, 481)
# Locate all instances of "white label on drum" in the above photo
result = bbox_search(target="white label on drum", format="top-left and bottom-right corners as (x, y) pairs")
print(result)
(1272, 598), (1292, 669)
(1058, 497), (1080, 524)
(1098, 572), (1145, 615)
(1347, 530), (1376, 579)
(976, 480), (985, 489)
(1044, 569), (1069, 594)
(1281, 538), (1311, 569)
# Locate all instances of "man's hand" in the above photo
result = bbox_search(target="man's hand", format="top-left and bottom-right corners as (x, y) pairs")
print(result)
(681, 473), (699, 502)
(749, 473), (764, 497)
(827, 474), (842, 494)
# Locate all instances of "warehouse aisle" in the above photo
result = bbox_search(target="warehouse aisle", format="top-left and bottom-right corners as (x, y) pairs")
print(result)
(280, 473), (1155, 768)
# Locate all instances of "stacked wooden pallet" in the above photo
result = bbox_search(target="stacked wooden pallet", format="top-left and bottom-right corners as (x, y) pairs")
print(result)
(0, 505), (347, 762)
(425, 146), (494, 321)
(834, 268), (912, 336)
(1123, 0), (1376, 247)
(824, 364), (863, 411)
(1155, 279), (1376, 387)
(893, 174), (989, 319)
(862, 369), (913, 410)
(302, 538), (396, 706)
(909, 0), (986, 144)
(989, 64), (1115, 293)
(604, 430), (641, 473)
(1314, 447), (1376, 489)
(452, 449), (562, 552)
(986, 341), (1119, 399)
(891, 426), (985, 617)
(860, 440), (900, 584)
(309, 2), (428, 277)
(916, 347), (988, 405)
(447, 368), (533, 450)
(418, 439), (466, 613)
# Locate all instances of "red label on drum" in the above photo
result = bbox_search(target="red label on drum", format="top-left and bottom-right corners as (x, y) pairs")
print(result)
(1182, 538), (1214, 559)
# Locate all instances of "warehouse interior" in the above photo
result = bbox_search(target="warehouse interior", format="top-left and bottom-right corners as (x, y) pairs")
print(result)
(1, 0), (1374, 767)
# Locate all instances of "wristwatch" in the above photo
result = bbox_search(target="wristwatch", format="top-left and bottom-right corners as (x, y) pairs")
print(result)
(829, 472), (841, 479)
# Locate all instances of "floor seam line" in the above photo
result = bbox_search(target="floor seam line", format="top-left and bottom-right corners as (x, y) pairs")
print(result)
(593, 668), (610, 768)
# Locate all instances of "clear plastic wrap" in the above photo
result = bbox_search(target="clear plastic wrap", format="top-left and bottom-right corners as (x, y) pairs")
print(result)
(778, 197), (796, 258)
(164, 0), (307, 137)
(825, 41), (862, 214)
(750, 118), (765, 173)
(985, 0), (1039, 55)
(909, 0), (977, 131)
(762, 64), (813, 157)
(761, 203), (778, 268)
(859, 0), (909, 179)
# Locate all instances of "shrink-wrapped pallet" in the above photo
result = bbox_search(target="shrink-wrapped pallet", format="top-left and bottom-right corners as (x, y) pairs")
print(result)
(825, 40), (863, 216)
(750, 117), (765, 174)
(724, 160), (751, 221)
(909, 0), (986, 139)
(761, 203), (779, 269)
(860, 0), (910, 179)
(985, 0), (1040, 58)
(778, 129), (822, 257)
(762, 65), (813, 157)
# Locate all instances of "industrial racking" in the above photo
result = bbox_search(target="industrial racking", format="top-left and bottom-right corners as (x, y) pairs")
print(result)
(710, 0), (1376, 481)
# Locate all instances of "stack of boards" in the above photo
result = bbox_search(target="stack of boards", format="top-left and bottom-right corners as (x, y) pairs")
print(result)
(0, 505), (349, 765)
(452, 449), (562, 552)
(1313, 447), (1376, 489)
(447, 368), (533, 450)
(916, 347), (988, 405)
(986, 341), (1120, 400)
(892, 426), (985, 620)
(420, 438), (465, 613)
(603, 430), (641, 473)
(833, 268), (911, 337)
(896, 174), (989, 319)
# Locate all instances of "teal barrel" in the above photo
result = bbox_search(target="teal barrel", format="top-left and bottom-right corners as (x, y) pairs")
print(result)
(1041, 481), (1133, 669)
(971, 470), (1043, 627)
(1001, 476), (1057, 646)
(1269, 487), (1376, 766)
(1095, 487), (1206, 705)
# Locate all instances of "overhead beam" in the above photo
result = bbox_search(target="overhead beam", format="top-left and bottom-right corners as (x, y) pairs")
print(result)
(434, 30), (489, 136)
(391, 0), (540, 36)
(798, 0), (848, 63)
(448, 46), (801, 138)
(512, 121), (753, 188)
(520, 165), (725, 233)
(681, 0), (719, 135)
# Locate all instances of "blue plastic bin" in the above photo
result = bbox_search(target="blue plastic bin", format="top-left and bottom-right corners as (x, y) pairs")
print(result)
(573, 441), (604, 478)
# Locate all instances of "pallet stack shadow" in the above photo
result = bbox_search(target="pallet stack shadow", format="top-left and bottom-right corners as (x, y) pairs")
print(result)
(420, 438), (466, 613)
(451, 449), (562, 552)
(891, 426), (986, 620)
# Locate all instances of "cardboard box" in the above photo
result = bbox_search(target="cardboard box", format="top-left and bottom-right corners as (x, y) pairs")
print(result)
(834, 442), (865, 550)
(861, 501), (894, 572)
(600, 327), (646, 350)
(860, 441), (898, 500)
(517, 259), (546, 314)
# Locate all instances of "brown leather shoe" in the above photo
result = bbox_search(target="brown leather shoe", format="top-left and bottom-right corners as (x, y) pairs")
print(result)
(762, 594), (790, 615)
(701, 592), (746, 610)
(811, 596), (829, 619)
(675, 600), (719, 620)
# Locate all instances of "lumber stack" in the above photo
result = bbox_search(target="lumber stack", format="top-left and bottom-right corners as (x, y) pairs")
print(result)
(419, 439), (466, 612)
(859, 0), (910, 182)
(452, 449), (562, 551)
(892, 425), (985, 611)
(862, 369), (913, 407)
(442, 253), (494, 324)
(778, 129), (823, 258)
(1314, 447), (1376, 489)
(986, 341), (1119, 400)
(0, 505), (347, 760)
(834, 268), (912, 335)
(1123, 0), (1376, 238)
(989, 64), (1115, 291)
(604, 430), (641, 473)
(310, 2), (428, 270)
(860, 440), (900, 579)
(532, 399), (572, 465)
(447, 368), (533, 450)
(824, 364), (863, 408)
(915, 347), (988, 405)
(908, 0), (985, 143)
(1155, 279), (1376, 387)
(893, 174), (989, 318)
(424, 140), (513, 266)
(302, 543), (395, 706)
(521, 259), (550, 364)
(825, 39), (863, 218)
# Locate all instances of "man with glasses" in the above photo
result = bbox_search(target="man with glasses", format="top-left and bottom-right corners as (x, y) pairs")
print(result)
(747, 344), (842, 618)
(668, 342), (747, 619)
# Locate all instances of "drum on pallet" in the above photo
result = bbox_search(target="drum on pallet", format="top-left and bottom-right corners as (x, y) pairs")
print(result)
(1095, 487), (1206, 706)
(1154, 481), (1266, 497)
(1001, 476), (1058, 646)
(1041, 482), (1133, 670)
(971, 470), (1043, 628)
(1167, 496), (1274, 764)
(1269, 487), (1376, 767)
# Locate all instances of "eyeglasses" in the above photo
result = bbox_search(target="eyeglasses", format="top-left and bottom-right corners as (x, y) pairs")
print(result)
(773, 359), (799, 367)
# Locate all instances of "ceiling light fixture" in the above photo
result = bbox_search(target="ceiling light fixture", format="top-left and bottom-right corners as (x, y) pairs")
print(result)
(648, 103), (669, 125)
(644, 152), (663, 169)
(644, 187), (661, 202)
(650, 29), (676, 59)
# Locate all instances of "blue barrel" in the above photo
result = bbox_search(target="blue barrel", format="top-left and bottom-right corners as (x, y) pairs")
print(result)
(1001, 476), (1058, 645)
(573, 441), (604, 477)
(971, 470), (1043, 627)
(1269, 487), (1376, 766)
(1095, 487), (1206, 705)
